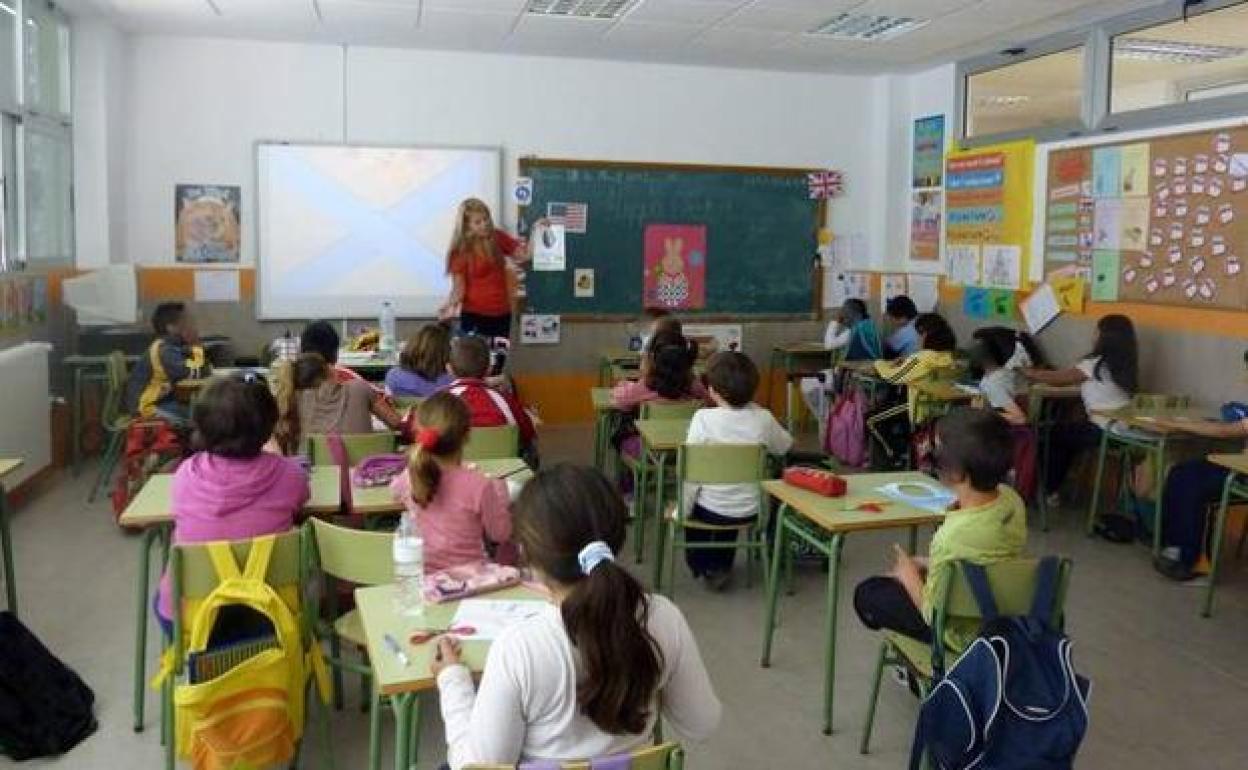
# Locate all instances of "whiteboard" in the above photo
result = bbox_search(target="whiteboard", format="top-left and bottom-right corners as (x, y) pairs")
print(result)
(256, 143), (501, 320)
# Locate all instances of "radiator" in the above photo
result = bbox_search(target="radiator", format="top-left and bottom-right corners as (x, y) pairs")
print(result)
(0, 342), (52, 487)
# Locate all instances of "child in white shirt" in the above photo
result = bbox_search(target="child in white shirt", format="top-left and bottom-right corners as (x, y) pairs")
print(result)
(971, 326), (1044, 426)
(686, 351), (793, 589)
(432, 465), (720, 769)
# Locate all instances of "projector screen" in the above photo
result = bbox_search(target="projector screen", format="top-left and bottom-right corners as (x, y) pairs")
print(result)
(256, 143), (501, 320)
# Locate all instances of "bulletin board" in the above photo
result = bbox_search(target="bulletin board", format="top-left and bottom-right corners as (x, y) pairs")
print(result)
(943, 139), (1035, 320)
(1044, 125), (1248, 310)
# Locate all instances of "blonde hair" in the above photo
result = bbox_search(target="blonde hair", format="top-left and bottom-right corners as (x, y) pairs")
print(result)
(408, 392), (471, 506)
(445, 198), (500, 272)
(400, 323), (452, 380)
(273, 353), (330, 455)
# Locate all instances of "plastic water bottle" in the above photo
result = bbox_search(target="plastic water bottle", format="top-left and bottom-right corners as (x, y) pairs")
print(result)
(379, 301), (397, 358)
(392, 512), (424, 617)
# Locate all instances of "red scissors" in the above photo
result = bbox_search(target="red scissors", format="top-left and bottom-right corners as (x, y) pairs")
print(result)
(409, 625), (477, 645)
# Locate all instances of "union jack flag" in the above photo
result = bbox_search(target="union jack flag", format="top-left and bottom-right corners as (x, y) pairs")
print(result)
(807, 170), (844, 200)
(547, 202), (588, 234)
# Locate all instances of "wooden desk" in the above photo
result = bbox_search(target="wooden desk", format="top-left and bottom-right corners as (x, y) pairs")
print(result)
(355, 583), (546, 769)
(0, 459), (22, 615)
(770, 344), (841, 431)
(1198, 453), (1248, 618)
(63, 354), (139, 475)
(599, 347), (641, 386)
(759, 472), (947, 735)
(1087, 406), (1217, 554)
(635, 419), (692, 584)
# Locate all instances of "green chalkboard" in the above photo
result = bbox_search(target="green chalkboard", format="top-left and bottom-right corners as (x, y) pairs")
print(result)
(518, 159), (824, 316)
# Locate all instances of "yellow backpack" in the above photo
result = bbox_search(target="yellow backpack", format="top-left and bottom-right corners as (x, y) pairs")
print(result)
(161, 536), (329, 770)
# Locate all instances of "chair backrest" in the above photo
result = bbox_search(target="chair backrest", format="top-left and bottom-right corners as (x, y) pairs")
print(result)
(464, 742), (684, 770)
(677, 442), (767, 485)
(306, 518), (394, 586)
(173, 530), (305, 601)
(463, 424), (519, 460)
(101, 350), (130, 426)
(1131, 393), (1189, 410)
(641, 400), (702, 420)
(306, 432), (397, 465)
(934, 557), (1073, 633)
(391, 396), (424, 412)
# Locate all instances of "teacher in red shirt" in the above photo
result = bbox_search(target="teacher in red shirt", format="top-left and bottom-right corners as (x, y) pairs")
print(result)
(438, 198), (535, 339)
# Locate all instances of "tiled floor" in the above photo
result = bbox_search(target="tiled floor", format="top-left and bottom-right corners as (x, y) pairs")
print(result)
(7, 425), (1248, 768)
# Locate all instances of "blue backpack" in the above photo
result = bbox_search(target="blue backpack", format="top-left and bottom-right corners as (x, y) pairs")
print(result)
(909, 558), (1091, 770)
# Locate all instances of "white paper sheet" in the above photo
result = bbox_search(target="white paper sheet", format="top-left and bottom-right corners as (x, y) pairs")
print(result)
(573, 268), (595, 298)
(450, 599), (546, 641)
(520, 314), (561, 344)
(1020, 283), (1061, 334)
(532, 223), (566, 271)
(981, 244), (1022, 290)
(946, 244), (981, 286)
(907, 274), (940, 312)
(193, 270), (240, 303)
(881, 274), (908, 314)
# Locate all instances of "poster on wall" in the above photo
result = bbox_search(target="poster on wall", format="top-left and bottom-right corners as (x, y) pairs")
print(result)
(175, 184), (241, 263)
(643, 224), (706, 311)
(944, 140), (1035, 289)
(912, 115), (946, 188)
(909, 190), (942, 261)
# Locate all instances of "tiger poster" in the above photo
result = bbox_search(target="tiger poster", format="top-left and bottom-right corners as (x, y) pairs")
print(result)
(175, 184), (241, 263)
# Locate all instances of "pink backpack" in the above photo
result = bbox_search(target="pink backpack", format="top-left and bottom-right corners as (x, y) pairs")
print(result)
(825, 386), (867, 468)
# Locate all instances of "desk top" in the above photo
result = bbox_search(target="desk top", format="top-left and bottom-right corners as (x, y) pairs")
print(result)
(910, 381), (976, 402)
(118, 459), (529, 527)
(1208, 453), (1248, 475)
(0, 459), (23, 480)
(774, 342), (833, 355)
(636, 419), (691, 451)
(63, 354), (139, 366)
(762, 472), (947, 534)
(837, 359), (880, 375)
(1091, 407), (1216, 435)
(355, 583), (547, 696)
(590, 387), (614, 411)
(600, 347), (641, 363)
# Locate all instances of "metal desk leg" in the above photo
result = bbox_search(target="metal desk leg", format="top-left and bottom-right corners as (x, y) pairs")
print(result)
(760, 504), (789, 668)
(0, 482), (15, 615)
(1086, 430), (1112, 535)
(391, 692), (419, 770)
(652, 449), (668, 589)
(1203, 473), (1237, 618)
(822, 533), (845, 735)
(133, 526), (163, 732)
(72, 366), (84, 476)
(1152, 438), (1168, 556)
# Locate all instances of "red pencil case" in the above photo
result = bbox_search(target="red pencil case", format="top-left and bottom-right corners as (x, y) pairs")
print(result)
(783, 467), (847, 497)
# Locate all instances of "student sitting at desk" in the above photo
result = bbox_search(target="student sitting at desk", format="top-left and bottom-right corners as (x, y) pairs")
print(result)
(432, 465), (720, 769)
(882, 295), (920, 359)
(800, 298), (881, 423)
(272, 353), (409, 455)
(611, 330), (707, 463)
(970, 326), (1045, 426)
(1148, 415), (1248, 581)
(391, 392), (514, 571)
(155, 374), (308, 635)
(124, 302), (208, 424)
(385, 322), (453, 398)
(446, 336), (538, 462)
(853, 408), (1026, 650)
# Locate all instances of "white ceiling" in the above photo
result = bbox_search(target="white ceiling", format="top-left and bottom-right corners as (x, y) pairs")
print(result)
(56, 0), (1172, 74)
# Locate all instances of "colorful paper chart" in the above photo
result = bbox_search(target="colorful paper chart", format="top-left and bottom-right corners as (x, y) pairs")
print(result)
(963, 286), (990, 319)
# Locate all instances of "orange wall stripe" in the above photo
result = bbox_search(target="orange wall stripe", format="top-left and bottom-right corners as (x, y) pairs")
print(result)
(137, 267), (255, 301)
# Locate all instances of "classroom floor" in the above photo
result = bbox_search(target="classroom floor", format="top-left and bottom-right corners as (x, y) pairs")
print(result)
(9, 426), (1248, 769)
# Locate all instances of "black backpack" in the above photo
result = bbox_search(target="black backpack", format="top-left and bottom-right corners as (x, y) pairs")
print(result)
(0, 612), (97, 760)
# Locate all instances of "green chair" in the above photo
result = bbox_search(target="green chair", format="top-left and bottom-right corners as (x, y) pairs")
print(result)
(304, 518), (400, 770)
(640, 400), (702, 421)
(660, 443), (769, 597)
(463, 424), (519, 460)
(88, 351), (142, 503)
(162, 530), (329, 770)
(860, 557), (1073, 756)
(391, 396), (424, 413)
(306, 433), (398, 466)
(465, 742), (685, 770)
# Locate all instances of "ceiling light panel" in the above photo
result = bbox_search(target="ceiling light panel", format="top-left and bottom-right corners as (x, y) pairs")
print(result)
(525, 0), (640, 20)
(807, 13), (929, 42)
(1115, 37), (1248, 64)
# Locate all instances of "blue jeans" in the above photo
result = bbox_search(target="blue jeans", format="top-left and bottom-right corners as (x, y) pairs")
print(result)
(1161, 460), (1230, 568)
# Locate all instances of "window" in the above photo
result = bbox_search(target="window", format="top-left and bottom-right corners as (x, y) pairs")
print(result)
(964, 46), (1086, 139)
(23, 0), (70, 118)
(0, 1), (16, 111)
(1111, 1), (1248, 114)
(23, 120), (72, 262)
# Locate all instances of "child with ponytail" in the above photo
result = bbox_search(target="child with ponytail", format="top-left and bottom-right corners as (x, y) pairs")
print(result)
(389, 392), (513, 571)
(432, 464), (720, 768)
(271, 352), (408, 455)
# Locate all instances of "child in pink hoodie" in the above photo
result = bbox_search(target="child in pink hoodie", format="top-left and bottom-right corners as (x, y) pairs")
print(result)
(155, 373), (310, 633)
(390, 392), (514, 571)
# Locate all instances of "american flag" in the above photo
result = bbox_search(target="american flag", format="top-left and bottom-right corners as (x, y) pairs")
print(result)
(547, 202), (588, 234)
(807, 170), (845, 200)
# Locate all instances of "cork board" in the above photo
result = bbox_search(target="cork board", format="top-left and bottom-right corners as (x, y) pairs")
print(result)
(1045, 125), (1248, 310)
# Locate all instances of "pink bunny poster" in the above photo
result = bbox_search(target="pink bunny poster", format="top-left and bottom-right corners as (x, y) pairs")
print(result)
(643, 224), (706, 310)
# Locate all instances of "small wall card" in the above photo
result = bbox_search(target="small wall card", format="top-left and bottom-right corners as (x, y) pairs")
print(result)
(1020, 283), (1061, 334)
(532, 222), (566, 271)
(175, 184), (240, 263)
(988, 288), (1016, 321)
(963, 286), (990, 319)
(573, 268), (595, 298)
(881, 274), (908, 314)
(644, 224), (706, 311)
(907, 274), (940, 312)
(946, 244), (981, 286)
(520, 314), (561, 345)
(513, 177), (534, 206)
(684, 324), (743, 353)
(982, 244), (1022, 289)
(193, 270), (240, 303)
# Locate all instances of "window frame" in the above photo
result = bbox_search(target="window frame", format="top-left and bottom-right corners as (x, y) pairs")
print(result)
(955, 0), (1248, 148)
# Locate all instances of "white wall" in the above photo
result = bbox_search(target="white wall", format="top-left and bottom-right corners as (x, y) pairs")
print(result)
(71, 18), (128, 269)
(74, 30), (883, 268)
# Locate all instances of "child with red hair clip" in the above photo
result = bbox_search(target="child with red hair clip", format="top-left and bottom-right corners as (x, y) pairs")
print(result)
(390, 392), (515, 570)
